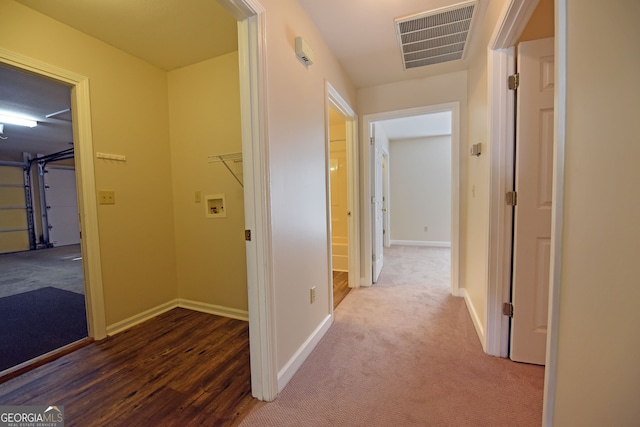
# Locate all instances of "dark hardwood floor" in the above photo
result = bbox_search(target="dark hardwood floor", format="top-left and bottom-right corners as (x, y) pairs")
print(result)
(0, 278), (352, 425)
(333, 271), (350, 309)
(0, 308), (258, 426)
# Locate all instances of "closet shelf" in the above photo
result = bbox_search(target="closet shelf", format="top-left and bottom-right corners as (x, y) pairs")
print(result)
(208, 152), (243, 188)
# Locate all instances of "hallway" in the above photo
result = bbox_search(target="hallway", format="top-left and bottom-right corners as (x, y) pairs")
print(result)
(240, 245), (544, 426)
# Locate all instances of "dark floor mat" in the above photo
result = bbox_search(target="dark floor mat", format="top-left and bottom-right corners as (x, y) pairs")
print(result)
(0, 287), (87, 371)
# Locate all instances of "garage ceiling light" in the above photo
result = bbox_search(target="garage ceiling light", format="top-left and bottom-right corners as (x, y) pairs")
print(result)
(0, 114), (37, 127)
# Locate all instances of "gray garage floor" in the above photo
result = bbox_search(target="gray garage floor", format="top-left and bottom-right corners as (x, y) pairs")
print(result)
(0, 244), (85, 298)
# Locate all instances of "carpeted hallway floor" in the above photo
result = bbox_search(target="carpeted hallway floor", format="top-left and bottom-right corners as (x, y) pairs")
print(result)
(240, 245), (544, 427)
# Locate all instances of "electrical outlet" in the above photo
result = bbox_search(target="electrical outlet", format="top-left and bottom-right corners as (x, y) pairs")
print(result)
(310, 286), (316, 304)
(99, 190), (115, 205)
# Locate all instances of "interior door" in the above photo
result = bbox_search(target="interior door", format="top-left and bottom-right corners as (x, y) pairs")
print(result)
(44, 167), (80, 247)
(510, 37), (554, 365)
(371, 124), (384, 283)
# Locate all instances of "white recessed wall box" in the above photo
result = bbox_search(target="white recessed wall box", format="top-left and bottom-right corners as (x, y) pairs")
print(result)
(295, 36), (314, 67)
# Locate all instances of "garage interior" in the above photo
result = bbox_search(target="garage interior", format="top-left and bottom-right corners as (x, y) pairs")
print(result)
(0, 64), (87, 372)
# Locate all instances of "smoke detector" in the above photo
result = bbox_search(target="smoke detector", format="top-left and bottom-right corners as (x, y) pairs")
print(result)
(395, 0), (478, 70)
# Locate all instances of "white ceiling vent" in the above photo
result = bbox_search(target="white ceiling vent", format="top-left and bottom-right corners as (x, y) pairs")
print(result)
(395, 0), (478, 70)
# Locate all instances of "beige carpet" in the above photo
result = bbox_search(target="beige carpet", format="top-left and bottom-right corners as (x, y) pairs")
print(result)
(240, 246), (544, 427)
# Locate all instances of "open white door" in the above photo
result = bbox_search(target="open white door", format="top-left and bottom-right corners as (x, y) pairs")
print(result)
(371, 124), (384, 283)
(510, 37), (554, 365)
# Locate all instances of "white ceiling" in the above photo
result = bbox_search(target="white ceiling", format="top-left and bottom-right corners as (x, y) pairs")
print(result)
(298, 0), (486, 88)
(2, 0), (480, 157)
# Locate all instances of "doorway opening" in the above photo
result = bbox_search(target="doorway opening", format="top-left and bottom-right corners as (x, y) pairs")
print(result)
(328, 105), (351, 309)
(362, 103), (460, 294)
(325, 82), (359, 311)
(0, 63), (90, 374)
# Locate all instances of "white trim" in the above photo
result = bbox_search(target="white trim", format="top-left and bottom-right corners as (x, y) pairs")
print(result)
(390, 240), (451, 248)
(486, 0), (544, 358)
(233, 0), (278, 402)
(460, 288), (485, 346)
(105, 298), (250, 336)
(106, 300), (177, 336)
(490, 0), (540, 50)
(543, 0), (566, 423)
(0, 48), (107, 340)
(485, 45), (516, 357)
(362, 103), (460, 297)
(277, 314), (332, 393)
(178, 299), (249, 321)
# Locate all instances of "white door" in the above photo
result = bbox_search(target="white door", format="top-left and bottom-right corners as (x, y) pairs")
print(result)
(510, 37), (554, 365)
(371, 124), (384, 282)
(44, 167), (80, 247)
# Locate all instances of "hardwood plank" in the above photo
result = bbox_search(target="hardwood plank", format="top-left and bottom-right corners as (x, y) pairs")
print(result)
(333, 271), (350, 309)
(0, 308), (257, 426)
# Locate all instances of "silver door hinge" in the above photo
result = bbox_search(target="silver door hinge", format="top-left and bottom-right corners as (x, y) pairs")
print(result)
(508, 73), (519, 90)
(506, 191), (518, 206)
(245, 230), (252, 241)
(503, 302), (514, 318)
(371, 196), (376, 204)
(370, 137), (375, 145)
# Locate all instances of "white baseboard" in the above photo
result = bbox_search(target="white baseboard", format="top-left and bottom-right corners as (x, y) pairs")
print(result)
(278, 314), (332, 393)
(460, 288), (486, 351)
(106, 299), (178, 336)
(106, 299), (249, 336)
(179, 298), (249, 321)
(390, 240), (451, 248)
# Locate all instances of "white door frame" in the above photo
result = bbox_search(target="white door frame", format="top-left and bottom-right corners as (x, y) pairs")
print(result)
(325, 82), (359, 296)
(486, 0), (566, 423)
(0, 48), (107, 340)
(223, 0), (278, 402)
(362, 102), (460, 296)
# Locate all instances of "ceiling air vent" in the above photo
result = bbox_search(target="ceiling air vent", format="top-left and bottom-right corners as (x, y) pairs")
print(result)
(395, 0), (478, 70)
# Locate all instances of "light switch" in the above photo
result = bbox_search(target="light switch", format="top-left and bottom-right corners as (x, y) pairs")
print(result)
(195, 191), (201, 203)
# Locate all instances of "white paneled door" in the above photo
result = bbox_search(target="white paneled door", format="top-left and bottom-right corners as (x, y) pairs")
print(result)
(510, 37), (554, 365)
(371, 124), (384, 283)
(44, 167), (80, 247)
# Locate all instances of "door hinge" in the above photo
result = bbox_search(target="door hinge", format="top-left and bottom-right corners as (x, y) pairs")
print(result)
(370, 136), (375, 145)
(372, 254), (376, 262)
(245, 229), (252, 241)
(508, 73), (519, 90)
(503, 302), (514, 318)
(506, 191), (518, 206)
(371, 196), (376, 204)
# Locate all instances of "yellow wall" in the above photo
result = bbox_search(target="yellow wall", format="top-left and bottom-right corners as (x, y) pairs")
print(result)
(0, 0), (177, 325)
(551, 1), (640, 424)
(168, 53), (247, 310)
